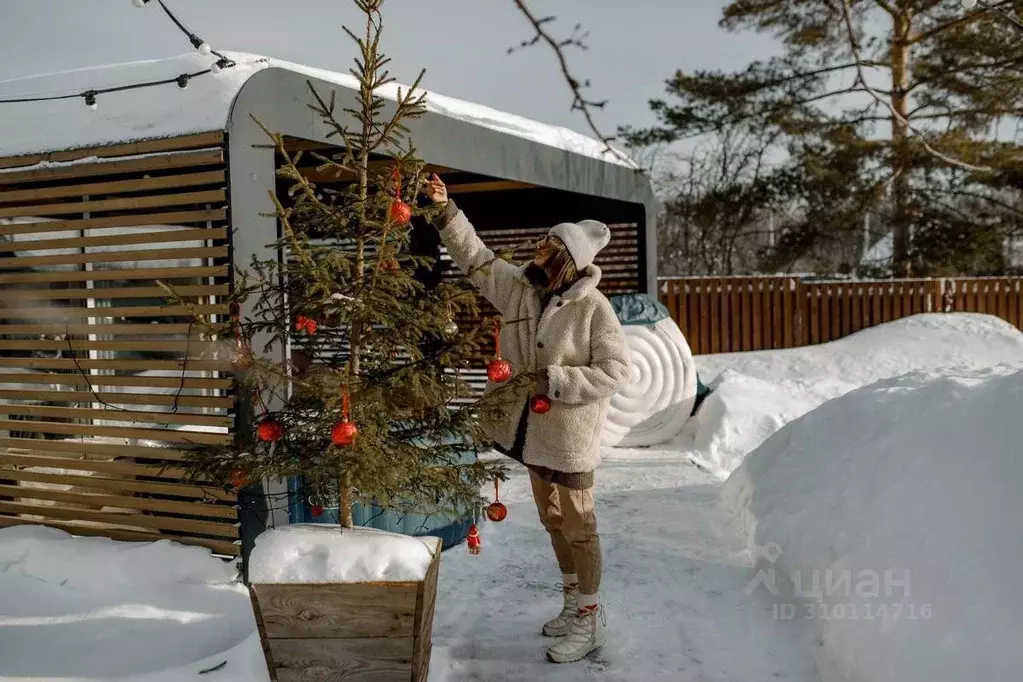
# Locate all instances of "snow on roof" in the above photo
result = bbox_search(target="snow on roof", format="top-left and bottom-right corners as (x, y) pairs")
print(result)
(0, 51), (635, 167)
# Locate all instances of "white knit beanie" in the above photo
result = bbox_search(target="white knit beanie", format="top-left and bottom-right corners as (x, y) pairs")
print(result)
(548, 219), (611, 270)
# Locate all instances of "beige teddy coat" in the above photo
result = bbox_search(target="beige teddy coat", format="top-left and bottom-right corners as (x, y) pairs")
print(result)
(437, 200), (631, 474)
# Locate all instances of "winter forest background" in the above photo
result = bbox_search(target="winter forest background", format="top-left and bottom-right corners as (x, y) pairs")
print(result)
(8, 0), (1023, 281)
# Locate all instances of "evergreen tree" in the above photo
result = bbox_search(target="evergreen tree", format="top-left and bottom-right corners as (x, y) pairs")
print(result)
(624, 0), (1023, 276)
(173, 0), (529, 528)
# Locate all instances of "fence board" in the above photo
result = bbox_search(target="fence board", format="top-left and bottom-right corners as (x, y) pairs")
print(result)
(659, 276), (1023, 356)
(0, 134), (238, 555)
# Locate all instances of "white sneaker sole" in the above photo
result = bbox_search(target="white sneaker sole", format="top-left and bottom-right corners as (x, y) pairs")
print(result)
(545, 635), (606, 664)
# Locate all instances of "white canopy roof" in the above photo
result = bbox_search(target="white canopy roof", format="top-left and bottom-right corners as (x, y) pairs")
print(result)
(0, 51), (633, 167)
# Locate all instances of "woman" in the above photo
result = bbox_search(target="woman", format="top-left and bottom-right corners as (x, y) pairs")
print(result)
(424, 174), (630, 664)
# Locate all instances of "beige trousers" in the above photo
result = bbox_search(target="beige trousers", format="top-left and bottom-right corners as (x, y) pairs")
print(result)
(528, 469), (602, 595)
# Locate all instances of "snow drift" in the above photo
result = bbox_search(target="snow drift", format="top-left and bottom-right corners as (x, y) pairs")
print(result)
(723, 366), (1023, 682)
(682, 313), (1023, 477)
(0, 526), (265, 680)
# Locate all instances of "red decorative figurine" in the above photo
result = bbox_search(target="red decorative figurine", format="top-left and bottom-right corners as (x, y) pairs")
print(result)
(487, 324), (513, 383)
(256, 417), (284, 443)
(331, 385), (358, 446)
(529, 394), (552, 414)
(486, 478), (507, 522)
(466, 523), (481, 555)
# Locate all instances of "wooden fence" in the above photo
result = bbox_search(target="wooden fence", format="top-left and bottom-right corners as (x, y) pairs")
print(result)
(659, 276), (1023, 355)
(0, 132), (239, 555)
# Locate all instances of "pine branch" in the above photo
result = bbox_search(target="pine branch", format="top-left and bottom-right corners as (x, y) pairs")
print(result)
(839, 0), (993, 174)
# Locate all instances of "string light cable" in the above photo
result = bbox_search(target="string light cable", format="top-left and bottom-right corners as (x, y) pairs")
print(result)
(960, 0), (1023, 34)
(0, 0), (235, 109)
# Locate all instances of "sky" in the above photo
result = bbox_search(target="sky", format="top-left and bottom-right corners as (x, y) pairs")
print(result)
(0, 0), (776, 142)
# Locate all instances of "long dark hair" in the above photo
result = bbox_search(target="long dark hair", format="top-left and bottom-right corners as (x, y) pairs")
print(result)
(525, 236), (579, 295)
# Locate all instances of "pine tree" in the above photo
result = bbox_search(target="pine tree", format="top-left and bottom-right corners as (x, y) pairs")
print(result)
(624, 0), (1023, 276)
(172, 0), (531, 528)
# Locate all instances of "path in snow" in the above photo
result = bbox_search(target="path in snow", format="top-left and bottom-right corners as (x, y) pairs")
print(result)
(429, 449), (820, 681)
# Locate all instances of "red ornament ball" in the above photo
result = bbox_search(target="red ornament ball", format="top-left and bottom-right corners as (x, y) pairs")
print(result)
(389, 199), (413, 225)
(256, 418), (284, 443)
(486, 501), (507, 522)
(310, 504), (324, 518)
(295, 315), (318, 335)
(487, 358), (513, 383)
(382, 257), (400, 271)
(229, 468), (248, 489)
(331, 419), (358, 446)
(529, 394), (552, 414)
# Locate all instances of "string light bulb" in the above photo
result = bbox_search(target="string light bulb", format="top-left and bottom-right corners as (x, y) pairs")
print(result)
(176, 74), (189, 89)
(83, 92), (98, 110)
(132, 0), (148, 7)
(197, 42), (212, 56)
(961, 0), (977, 8)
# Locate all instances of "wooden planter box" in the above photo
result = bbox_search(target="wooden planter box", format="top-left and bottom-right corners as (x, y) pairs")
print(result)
(251, 537), (441, 682)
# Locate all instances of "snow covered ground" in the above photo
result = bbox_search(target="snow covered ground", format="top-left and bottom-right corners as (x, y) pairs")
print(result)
(2, 313), (1021, 681)
(0, 456), (819, 682)
(0, 526), (268, 681)
(678, 313), (1023, 477)
(427, 451), (819, 681)
(723, 366), (1023, 682)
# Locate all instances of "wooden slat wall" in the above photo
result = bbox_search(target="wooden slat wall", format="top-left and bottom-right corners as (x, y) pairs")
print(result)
(660, 276), (1023, 356)
(0, 133), (239, 556)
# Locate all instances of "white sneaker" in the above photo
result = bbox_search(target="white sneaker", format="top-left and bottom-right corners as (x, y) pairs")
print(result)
(542, 583), (579, 637)
(546, 603), (607, 664)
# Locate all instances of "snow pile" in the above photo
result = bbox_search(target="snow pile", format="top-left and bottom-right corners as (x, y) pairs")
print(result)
(248, 524), (439, 584)
(723, 366), (1023, 682)
(0, 525), (236, 590)
(682, 313), (1023, 477)
(0, 525), (265, 680)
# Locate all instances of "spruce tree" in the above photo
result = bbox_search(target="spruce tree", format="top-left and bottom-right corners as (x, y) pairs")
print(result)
(172, 0), (530, 528)
(624, 0), (1023, 276)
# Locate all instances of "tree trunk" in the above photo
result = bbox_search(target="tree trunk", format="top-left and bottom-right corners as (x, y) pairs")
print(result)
(890, 10), (913, 278)
(338, 473), (354, 529)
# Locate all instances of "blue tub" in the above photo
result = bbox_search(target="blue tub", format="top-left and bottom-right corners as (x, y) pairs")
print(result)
(286, 436), (482, 551)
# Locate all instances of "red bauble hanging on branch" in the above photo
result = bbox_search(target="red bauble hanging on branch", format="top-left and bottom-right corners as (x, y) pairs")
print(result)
(486, 478), (507, 522)
(229, 468), (248, 489)
(256, 417), (284, 443)
(388, 200), (413, 225)
(487, 324), (513, 383)
(388, 168), (413, 225)
(295, 315), (318, 335)
(529, 394), (551, 414)
(310, 504), (324, 518)
(330, 385), (358, 446)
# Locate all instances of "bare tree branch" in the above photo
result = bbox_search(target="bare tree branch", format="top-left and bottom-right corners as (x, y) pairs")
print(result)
(507, 0), (636, 168)
(839, 0), (993, 173)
